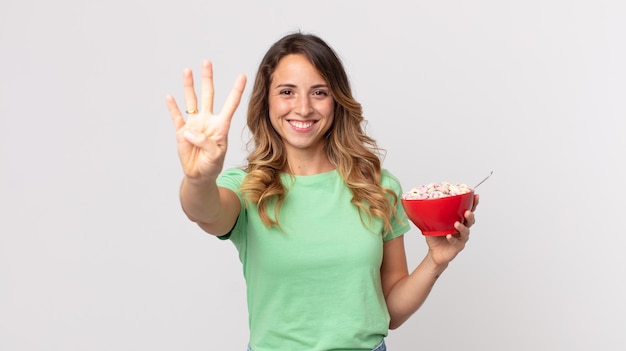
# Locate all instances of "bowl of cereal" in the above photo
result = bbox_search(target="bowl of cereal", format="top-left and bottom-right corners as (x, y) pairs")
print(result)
(401, 182), (475, 236)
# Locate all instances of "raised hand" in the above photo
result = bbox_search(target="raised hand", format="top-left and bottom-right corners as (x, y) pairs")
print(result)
(166, 60), (247, 181)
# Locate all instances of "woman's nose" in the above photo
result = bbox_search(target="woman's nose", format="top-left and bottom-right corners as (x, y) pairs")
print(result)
(295, 95), (313, 116)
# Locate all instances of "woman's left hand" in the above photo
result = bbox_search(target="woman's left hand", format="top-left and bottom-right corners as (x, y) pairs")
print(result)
(425, 194), (480, 266)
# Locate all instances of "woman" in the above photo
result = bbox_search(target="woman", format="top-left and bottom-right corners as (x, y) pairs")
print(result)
(166, 32), (478, 351)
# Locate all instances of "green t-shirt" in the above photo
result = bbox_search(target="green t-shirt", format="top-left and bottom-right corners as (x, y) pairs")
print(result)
(216, 168), (410, 351)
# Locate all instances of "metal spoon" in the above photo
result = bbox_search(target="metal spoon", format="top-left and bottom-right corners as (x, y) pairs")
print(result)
(473, 171), (493, 190)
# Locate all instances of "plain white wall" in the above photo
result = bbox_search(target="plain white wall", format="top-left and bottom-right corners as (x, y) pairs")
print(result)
(1, 0), (625, 350)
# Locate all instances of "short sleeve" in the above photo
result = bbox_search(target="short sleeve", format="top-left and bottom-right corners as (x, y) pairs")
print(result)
(216, 167), (247, 195)
(381, 169), (411, 241)
(215, 168), (248, 242)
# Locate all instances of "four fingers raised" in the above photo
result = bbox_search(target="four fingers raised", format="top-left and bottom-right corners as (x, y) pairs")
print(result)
(166, 61), (247, 131)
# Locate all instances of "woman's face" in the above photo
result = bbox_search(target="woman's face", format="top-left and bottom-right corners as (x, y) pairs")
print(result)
(268, 54), (335, 156)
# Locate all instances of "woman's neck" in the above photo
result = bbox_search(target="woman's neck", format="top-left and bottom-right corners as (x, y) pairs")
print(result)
(284, 151), (335, 176)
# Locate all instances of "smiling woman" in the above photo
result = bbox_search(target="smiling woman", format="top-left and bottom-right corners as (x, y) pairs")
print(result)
(165, 32), (479, 351)
(268, 54), (335, 164)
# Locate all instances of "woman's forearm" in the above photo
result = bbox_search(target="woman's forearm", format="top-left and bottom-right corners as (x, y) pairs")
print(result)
(385, 254), (448, 329)
(179, 176), (221, 224)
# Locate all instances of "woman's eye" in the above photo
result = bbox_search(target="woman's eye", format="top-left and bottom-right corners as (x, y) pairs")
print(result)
(279, 90), (293, 95)
(313, 90), (328, 96)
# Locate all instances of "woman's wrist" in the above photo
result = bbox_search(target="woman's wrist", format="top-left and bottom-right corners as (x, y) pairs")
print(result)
(423, 252), (449, 279)
(180, 175), (221, 222)
(183, 173), (219, 187)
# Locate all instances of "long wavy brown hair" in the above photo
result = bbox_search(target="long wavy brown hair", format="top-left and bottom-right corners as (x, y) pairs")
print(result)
(240, 32), (399, 234)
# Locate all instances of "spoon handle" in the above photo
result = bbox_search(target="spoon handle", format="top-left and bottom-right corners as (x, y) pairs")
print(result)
(473, 171), (493, 189)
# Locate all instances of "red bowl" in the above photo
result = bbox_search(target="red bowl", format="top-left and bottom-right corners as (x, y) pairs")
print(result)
(401, 190), (475, 236)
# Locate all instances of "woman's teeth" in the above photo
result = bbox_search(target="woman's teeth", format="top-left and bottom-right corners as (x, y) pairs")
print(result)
(289, 120), (314, 128)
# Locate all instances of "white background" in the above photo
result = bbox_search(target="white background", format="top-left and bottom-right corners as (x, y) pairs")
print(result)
(1, 0), (625, 350)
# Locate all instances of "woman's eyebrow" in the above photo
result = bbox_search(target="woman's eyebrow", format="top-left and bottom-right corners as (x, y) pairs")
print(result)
(274, 83), (329, 88)
(275, 83), (297, 88)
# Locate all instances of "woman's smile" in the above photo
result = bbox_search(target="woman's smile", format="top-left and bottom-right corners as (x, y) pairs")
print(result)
(268, 54), (335, 154)
(287, 119), (317, 131)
